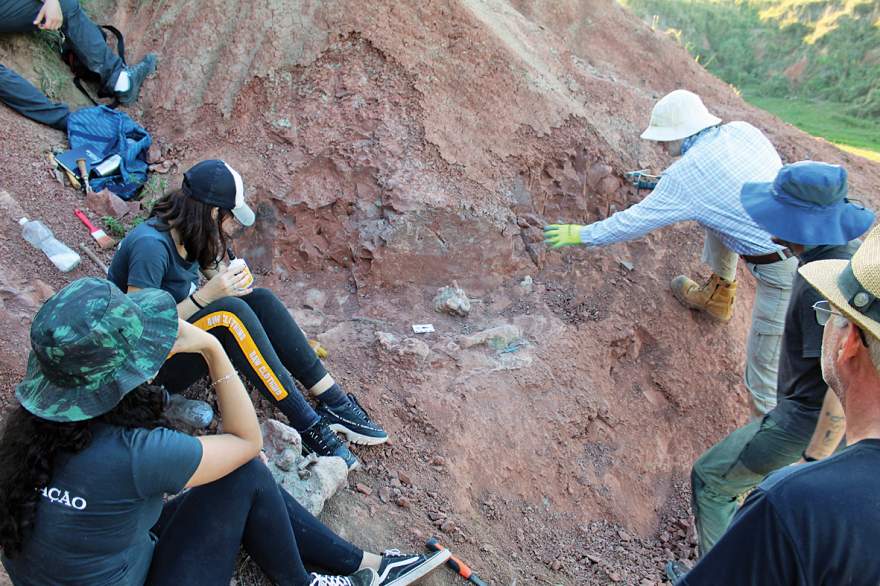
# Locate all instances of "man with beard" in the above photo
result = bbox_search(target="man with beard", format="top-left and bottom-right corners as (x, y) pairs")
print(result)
(676, 222), (880, 585)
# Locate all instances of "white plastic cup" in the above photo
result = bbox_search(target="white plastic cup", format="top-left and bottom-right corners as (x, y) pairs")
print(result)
(229, 258), (255, 290)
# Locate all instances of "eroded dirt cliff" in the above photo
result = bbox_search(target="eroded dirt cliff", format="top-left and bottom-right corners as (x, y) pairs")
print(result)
(1, 1), (879, 584)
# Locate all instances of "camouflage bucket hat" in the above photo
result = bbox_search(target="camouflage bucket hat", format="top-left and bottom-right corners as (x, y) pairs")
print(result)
(15, 277), (178, 422)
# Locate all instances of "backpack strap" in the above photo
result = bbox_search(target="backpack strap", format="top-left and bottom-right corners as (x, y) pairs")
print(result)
(100, 25), (124, 108)
(65, 25), (125, 108)
(72, 76), (120, 108)
(99, 25), (126, 65)
(72, 77), (99, 106)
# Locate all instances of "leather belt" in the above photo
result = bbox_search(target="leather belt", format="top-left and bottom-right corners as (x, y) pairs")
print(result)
(741, 248), (793, 265)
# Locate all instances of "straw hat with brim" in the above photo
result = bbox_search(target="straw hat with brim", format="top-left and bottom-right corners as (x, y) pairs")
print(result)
(640, 89), (722, 142)
(742, 161), (875, 246)
(800, 224), (880, 341)
(15, 277), (178, 423)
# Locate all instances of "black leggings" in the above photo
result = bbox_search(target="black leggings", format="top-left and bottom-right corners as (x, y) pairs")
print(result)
(158, 288), (326, 431)
(147, 460), (363, 586)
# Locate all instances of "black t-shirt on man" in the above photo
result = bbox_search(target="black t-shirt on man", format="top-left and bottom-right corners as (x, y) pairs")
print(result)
(769, 242), (858, 437)
(682, 439), (880, 585)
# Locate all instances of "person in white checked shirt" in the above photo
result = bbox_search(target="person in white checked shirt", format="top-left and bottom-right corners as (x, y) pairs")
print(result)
(544, 90), (799, 416)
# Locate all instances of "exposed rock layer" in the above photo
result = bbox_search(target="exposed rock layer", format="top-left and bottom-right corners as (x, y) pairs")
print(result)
(0, 1), (878, 583)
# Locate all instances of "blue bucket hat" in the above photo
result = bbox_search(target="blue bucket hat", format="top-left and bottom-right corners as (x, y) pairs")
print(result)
(741, 161), (874, 246)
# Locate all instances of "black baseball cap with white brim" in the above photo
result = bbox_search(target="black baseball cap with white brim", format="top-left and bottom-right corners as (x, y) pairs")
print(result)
(182, 159), (255, 226)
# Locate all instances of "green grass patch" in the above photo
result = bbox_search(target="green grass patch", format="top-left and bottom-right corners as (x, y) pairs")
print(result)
(101, 216), (128, 238)
(743, 92), (880, 161)
(33, 30), (68, 101)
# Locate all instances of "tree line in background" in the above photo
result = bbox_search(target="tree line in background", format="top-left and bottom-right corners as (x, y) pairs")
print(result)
(620, 0), (880, 120)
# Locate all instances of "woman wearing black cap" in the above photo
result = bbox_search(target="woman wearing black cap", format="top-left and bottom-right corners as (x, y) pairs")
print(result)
(0, 278), (449, 586)
(108, 160), (386, 470)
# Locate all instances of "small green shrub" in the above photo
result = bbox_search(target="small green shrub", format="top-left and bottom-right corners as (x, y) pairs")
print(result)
(101, 216), (127, 238)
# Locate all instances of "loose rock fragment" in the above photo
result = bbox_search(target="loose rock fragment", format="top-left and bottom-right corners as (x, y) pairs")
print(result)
(458, 324), (522, 349)
(86, 189), (130, 219)
(433, 282), (471, 317)
(260, 419), (348, 516)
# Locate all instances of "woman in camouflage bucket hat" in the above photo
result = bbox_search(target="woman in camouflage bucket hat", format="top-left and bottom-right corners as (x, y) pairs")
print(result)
(0, 278), (447, 586)
(14, 277), (180, 421)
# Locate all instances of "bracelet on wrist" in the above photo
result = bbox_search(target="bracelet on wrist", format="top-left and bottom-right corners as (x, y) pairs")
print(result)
(190, 293), (205, 309)
(209, 371), (237, 389)
(802, 450), (818, 463)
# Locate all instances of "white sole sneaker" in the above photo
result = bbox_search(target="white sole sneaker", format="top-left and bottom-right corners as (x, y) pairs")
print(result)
(382, 550), (452, 586)
(328, 423), (390, 446)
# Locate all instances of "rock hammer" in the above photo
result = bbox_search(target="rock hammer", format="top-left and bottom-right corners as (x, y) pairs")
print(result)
(426, 537), (488, 585)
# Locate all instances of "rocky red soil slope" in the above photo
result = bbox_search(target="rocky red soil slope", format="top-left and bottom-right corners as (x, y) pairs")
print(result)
(1, 1), (879, 584)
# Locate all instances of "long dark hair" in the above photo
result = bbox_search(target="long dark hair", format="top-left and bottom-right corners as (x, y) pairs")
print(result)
(150, 188), (231, 270)
(0, 384), (166, 557)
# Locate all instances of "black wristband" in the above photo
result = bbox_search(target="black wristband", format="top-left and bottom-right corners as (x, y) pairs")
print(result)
(802, 450), (817, 463)
(189, 293), (204, 309)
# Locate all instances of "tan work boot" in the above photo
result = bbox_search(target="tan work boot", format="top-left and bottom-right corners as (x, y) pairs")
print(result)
(670, 273), (737, 322)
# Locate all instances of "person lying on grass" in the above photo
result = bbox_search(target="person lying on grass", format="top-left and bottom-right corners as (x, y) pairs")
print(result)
(0, 278), (449, 586)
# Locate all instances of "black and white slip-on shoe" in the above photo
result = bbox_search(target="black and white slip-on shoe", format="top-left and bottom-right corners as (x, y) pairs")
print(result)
(309, 568), (379, 586)
(377, 549), (451, 586)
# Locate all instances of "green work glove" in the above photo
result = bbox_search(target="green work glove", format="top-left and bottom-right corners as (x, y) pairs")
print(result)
(543, 224), (585, 248)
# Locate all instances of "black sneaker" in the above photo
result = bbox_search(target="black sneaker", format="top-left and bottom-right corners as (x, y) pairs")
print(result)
(117, 53), (158, 105)
(665, 560), (691, 584)
(301, 419), (360, 470)
(309, 568), (379, 586)
(318, 394), (389, 446)
(377, 549), (451, 586)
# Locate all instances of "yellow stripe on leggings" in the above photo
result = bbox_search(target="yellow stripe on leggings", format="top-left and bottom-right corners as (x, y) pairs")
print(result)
(192, 311), (289, 401)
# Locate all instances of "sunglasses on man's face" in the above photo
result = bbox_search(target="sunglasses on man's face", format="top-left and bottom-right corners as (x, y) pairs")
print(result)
(812, 300), (841, 326)
(812, 300), (870, 346)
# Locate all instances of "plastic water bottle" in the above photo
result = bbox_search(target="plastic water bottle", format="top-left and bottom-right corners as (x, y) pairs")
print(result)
(19, 217), (81, 272)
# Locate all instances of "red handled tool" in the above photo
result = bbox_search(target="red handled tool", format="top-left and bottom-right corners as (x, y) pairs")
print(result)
(74, 209), (115, 249)
(426, 537), (488, 586)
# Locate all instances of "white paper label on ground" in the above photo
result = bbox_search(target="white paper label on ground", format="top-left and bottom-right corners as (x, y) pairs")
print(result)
(412, 323), (435, 333)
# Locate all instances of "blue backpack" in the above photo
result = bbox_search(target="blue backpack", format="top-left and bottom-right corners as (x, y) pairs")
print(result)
(66, 105), (151, 200)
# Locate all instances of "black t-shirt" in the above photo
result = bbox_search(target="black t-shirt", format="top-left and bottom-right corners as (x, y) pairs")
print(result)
(682, 438), (880, 585)
(770, 243), (857, 437)
(1, 424), (201, 585)
(107, 218), (201, 303)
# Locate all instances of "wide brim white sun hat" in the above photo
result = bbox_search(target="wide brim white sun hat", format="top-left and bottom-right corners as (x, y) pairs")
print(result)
(641, 89), (722, 142)
(800, 224), (880, 341)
